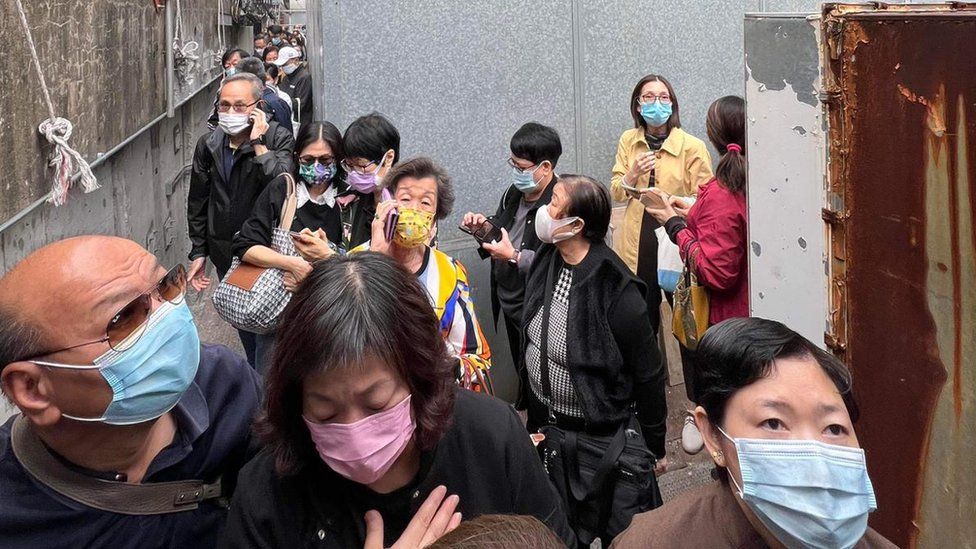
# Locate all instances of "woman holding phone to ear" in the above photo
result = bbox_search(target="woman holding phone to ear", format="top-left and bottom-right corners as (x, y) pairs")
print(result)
(609, 74), (713, 333)
(232, 121), (347, 373)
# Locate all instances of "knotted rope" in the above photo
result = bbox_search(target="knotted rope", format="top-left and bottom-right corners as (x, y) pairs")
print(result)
(14, 0), (98, 206)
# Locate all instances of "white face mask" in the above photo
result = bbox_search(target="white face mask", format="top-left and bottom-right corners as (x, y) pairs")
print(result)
(282, 62), (298, 75)
(218, 112), (251, 135)
(535, 204), (580, 244)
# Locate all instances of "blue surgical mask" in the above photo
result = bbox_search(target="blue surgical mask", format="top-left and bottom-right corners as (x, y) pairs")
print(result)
(719, 427), (877, 549)
(35, 300), (201, 426)
(224, 67), (237, 78)
(272, 37), (282, 45)
(512, 163), (542, 193)
(640, 100), (672, 128)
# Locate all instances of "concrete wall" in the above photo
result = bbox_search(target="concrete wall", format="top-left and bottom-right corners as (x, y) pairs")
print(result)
(0, 1), (251, 420)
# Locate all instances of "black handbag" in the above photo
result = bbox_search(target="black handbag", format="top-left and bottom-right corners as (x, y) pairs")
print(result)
(534, 254), (662, 546)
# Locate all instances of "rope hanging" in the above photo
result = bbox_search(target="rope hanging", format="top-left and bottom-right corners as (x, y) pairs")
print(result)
(14, 0), (99, 207)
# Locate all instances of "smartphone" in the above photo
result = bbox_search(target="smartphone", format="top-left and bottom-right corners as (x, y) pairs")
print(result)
(381, 189), (399, 242)
(639, 190), (667, 209)
(460, 218), (503, 245)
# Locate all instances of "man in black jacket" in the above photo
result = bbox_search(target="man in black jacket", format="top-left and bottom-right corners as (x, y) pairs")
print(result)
(186, 73), (294, 363)
(274, 47), (313, 127)
(462, 122), (561, 365)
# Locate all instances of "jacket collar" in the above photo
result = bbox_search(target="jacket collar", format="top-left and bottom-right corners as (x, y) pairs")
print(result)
(636, 127), (686, 157)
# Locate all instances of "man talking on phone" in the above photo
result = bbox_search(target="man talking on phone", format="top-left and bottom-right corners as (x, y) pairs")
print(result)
(186, 72), (295, 366)
(462, 122), (562, 368)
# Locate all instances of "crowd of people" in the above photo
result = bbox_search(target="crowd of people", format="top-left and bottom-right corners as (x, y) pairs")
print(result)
(0, 50), (897, 549)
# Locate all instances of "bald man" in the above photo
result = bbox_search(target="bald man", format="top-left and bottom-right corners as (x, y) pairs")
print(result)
(0, 236), (261, 549)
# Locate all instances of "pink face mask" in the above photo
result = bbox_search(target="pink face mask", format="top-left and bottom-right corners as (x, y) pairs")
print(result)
(303, 394), (416, 485)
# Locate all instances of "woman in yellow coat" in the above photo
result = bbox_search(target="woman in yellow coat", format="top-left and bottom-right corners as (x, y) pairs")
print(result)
(609, 74), (713, 331)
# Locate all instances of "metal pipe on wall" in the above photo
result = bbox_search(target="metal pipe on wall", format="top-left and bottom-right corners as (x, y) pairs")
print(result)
(165, 0), (175, 118)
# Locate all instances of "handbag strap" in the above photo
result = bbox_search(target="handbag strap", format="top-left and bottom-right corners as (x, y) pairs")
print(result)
(537, 251), (561, 423)
(10, 416), (222, 515)
(278, 173), (298, 230)
(563, 422), (628, 503)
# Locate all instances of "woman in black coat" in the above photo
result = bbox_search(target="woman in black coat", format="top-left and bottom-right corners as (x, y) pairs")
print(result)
(219, 253), (575, 548)
(520, 175), (668, 546)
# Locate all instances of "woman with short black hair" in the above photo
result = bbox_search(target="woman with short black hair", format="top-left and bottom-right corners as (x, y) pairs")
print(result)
(219, 253), (574, 548)
(612, 317), (895, 549)
(521, 175), (668, 546)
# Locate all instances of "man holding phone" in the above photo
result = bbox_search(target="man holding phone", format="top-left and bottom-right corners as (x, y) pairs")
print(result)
(186, 72), (295, 365)
(462, 122), (562, 365)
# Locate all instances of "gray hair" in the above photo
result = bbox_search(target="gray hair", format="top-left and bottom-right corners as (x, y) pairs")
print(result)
(237, 57), (267, 81)
(0, 306), (44, 375)
(384, 157), (455, 221)
(222, 72), (263, 101)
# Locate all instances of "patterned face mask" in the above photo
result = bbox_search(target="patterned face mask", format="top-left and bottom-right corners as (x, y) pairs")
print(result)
(393, 208), (435, 248)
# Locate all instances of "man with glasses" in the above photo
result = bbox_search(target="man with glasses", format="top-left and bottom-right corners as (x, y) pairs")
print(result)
(0, 236), (261, 548)
(461, 122), (562, 368)
(187, 72), (294, 366)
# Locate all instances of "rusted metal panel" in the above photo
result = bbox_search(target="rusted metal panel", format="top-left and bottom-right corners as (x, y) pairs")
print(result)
(822, 4), (975, 547)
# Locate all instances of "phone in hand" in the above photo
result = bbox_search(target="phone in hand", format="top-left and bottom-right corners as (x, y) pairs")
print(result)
(639, 190), (667, 209)
(459, 217), (503, 245)
(381, 189), (399, 242)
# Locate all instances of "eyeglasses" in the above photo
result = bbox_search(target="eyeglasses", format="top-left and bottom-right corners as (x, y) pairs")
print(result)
(299, 155), (335, 166)
(341, 159), (379, 174)
(216, 99), (262, 114)
(26, 265), (187, 360)
(507, 158), (540, 174)
(639, 93), (672, 105)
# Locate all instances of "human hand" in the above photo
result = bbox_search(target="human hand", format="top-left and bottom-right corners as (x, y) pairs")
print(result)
(283, 257), (312, 292)
(669, 196), (692, 218)
(461, 212), (488, 232)
(249, 109), (269, 140)
(481, 228), (516, 262)
(187, 257), (211, 292)
(363, 485), (462, 549)
(370, 200), (398, 255)
(654, 456), (669, 476)
(642, 188), (677, 224)
(626, 151), (656, 183)
(292, 228), (334, 262)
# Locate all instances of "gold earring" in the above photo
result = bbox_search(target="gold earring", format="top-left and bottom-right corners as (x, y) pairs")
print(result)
(711, 450), (724, 459)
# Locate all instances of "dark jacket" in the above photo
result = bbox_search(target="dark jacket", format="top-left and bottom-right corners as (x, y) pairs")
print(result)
(520, 242), (667, 457)
(261, 87), (293, 130)
(218, 389), (576, 548)
(281, 64), (313, 127)
(479, 178), (556, 325)
(335, 188), (376, 252)
(0, 344), (262, 549)
(188, 122), (295, 276)
(611, 480), (898, 549)
(232, 174), (343, 259)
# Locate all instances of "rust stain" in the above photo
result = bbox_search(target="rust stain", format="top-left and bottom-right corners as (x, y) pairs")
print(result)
(822, 6), (975, 547)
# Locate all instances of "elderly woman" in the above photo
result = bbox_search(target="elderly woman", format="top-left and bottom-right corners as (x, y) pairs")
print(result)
(521, 175), (667, 546)
(355, 157), (492, 392)
(219, 253), (574, 548)
(611, 318), (896, 549)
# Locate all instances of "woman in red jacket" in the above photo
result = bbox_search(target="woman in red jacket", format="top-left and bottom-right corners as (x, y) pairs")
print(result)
(643, 95), (748, 453)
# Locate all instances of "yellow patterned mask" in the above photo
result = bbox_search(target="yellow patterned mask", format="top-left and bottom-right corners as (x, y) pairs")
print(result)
(393, 208), (435, 248)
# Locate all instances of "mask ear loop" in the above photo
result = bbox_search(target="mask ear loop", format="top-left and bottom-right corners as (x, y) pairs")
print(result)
(716, 425), (746, 498)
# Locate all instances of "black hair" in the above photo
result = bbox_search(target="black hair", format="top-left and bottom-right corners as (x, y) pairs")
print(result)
(264, 63), (280, 81)
(696, 317), (860, 429)
(384, 157), (455, 221)
(706, 95), (747, 194)
(268, 24), (283, 35)
(261, 45), (280, 63)
(237, 57), (266, 81)
(343, 112), (401, 165)
(510, 122), (563, 168)
(254, 34), (267, 45)
(559, 174), (611, 243)
(259, 253), (456, 476)
(294, 122), (345, 177)
(221, 48), (248, 67)
(629, 74), (682, 133)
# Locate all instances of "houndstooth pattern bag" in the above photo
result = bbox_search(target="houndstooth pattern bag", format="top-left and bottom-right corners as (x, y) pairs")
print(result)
(212, 174), (300, 335)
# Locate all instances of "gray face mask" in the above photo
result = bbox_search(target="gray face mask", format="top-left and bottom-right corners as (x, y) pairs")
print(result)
(282, 63), (298, 75)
